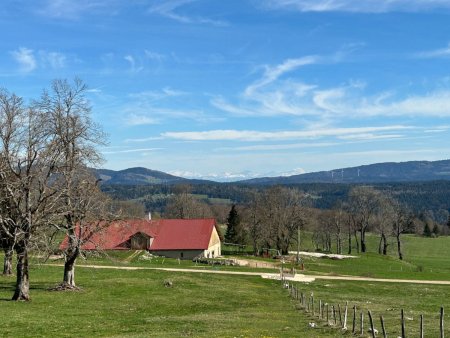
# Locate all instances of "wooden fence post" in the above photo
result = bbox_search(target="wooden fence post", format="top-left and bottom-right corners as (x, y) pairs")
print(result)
(319, 300), (322, 319)
(380, 315), (387, 338)
(352, 305), (356, 333)
(360, 311), (364, 336)
(368, 311), (375, 338)
(312, 295), (315, 316)
(326, 303), (329, 325)
(332, 305), (337, 326)
(420, 314), (424, 338)
(401, 309), (406, 338)
(338, 304), (342, 327)
(343, 301), (348, 330)
(440, 307), (445, 338)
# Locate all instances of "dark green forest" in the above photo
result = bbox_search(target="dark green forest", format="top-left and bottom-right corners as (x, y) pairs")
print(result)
(101, 180), (450, 223)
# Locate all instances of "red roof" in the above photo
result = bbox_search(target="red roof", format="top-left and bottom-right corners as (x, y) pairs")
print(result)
(60, 218), (217, 251)
(150, 218), (216, 250)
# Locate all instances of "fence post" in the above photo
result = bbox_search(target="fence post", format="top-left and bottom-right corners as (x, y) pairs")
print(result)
(326, 303), (329, 325)
(380, 315), (387, 338)
(401, 309), (406, 338)
(343, 301), (348, 330)
(360, 311), (364, 336)
(319, 300), (322, 319)
(440, 307), (445, 338)
(332, 305), (337, 325)
(312, 295), (315, 316)
(352, 305), (356, 333)
(420, 314), (424, 338)
(368, 311), (375, 338)
(338, 304), (342, 327)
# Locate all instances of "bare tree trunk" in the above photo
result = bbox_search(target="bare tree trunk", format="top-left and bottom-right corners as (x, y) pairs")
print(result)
(3, 248), (13, 275)
(12, 246), (30, 301)
(354, 230), (359, 253)
(378, 235), (383, 254)
(63, 261), (76, 287)
(348, 223), (352, 254)
(397, 233), (403, 260)
(360, 228), (367, 253)
(382, 233), (388, 255)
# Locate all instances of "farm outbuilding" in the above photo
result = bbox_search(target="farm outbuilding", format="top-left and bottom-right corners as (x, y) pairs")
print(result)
(60, 218), (221, 260)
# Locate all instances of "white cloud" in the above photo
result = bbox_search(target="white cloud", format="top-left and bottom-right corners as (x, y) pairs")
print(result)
(218, 142), (337, 151)
(416, 43), (450, 58)
(102, 148), (161, 154)
(261, 0), (450, 13)
(39, 51), (66, 69)
(245, 56), (318, 96)
(38, 0), (116, 19)
(144, 50), (165, 61)
(10, 47), (36, 72)
(148, 0), (227, 26)
(124, 55), (143, 73)
(125, 114), (160, 126)
(162, 125), (413, 142)
(214, 56), (450, 120)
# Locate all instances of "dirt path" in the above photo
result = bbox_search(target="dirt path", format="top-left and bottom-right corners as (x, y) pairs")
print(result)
(45, 263), (450, 285)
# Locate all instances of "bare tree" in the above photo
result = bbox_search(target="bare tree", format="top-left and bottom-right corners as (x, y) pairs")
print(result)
(373, 196), (394, 255)
(348, 186), (382, 253)
(164, 185), (213, 219)
(390, 198), (412, 260)
(0, 89), (61, 300)
(258, 186), (306, 255)
(36, 79), (109, 289)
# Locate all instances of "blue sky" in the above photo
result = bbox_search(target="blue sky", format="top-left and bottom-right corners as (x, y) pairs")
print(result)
(2, 0), (450, 181)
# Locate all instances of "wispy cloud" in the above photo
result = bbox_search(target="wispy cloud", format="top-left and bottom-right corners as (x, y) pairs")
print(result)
(416, 43), (450, 58)
(148, 0), (227, 26)
(260, 0), (450, 13)
(38, 0), (117, 19)
(102, 147), (161, 155)
(10, 47), (36, 72)
(10, 48), (69, 72)
(124, 55), (143, 73)
(162, 125), (413, 142)
(214, 56), (450, 120)
(39, 51), (66, 69)
(245, 56), (319, 96)
(125, 114), (160, 126)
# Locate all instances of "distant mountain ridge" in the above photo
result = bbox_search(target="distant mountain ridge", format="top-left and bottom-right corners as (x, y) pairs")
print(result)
(95, 167), (190, 185)
(239, 159), (450, 185)
(95, 159), (450, 185)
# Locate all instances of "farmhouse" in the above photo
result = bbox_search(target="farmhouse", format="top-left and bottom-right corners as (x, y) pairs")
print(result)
(60, 218), (221, 260)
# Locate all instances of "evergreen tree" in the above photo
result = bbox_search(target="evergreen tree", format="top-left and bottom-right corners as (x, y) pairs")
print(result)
(225, 205), (240, 244)
(423, 223), (432, 237)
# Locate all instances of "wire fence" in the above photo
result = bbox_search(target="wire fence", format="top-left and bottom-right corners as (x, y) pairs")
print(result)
(282, 279), (446, 337)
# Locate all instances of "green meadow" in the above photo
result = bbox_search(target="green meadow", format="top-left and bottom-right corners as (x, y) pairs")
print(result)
(1, 233), (450, 337)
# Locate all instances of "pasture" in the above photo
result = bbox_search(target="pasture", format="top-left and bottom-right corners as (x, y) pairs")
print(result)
(1, 233), (450, 337)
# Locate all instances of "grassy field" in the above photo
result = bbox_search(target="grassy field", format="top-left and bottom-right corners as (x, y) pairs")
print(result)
(0, 264), (340, 337)
(1, 233), (450, 337)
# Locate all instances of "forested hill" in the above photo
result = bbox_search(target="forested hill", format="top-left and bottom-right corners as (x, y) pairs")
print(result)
(240, 159), (450, 185)
(95, 167), (212, 185)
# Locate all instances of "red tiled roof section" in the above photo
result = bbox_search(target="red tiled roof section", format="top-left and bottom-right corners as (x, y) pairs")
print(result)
(59, 218), (217, 251)
(150, 218), (216, 250)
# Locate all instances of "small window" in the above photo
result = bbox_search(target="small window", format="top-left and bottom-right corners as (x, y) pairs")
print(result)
(180, 252), (184, 259)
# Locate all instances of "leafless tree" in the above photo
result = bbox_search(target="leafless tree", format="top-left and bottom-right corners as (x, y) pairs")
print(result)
(390, 198), (412, 260)
(348, 186), (382, 253)
(36, 79), (109, 289)
(257, 186), (307, 255)
(164, 185), (213, 219)
(0, 89), (61, 300)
